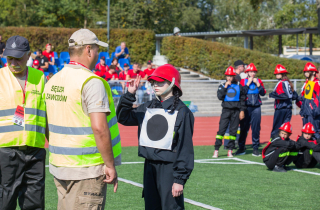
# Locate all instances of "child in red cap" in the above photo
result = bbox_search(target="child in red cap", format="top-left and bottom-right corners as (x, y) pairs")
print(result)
(294, 122), (320, 168)
(117, 64), (194, 210)
(262, 122), (300, 172)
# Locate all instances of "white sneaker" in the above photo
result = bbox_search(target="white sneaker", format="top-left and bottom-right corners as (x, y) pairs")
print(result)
(212, 150), (219, 158)
(227, 150), (233, 158)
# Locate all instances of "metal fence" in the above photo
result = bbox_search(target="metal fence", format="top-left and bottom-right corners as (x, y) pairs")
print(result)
(109, 79), (306, 115)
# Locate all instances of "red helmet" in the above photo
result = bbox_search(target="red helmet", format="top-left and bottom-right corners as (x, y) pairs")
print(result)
(245, 63), (257, 73)
(279, 122), (292, 134)
(274, 64), (289, 74)
(33, 60), (40, 66)
(301, 122), (316, 134)
(224, 66), (236, 76)
(303, 62), (318, 73)
(148, 64), (182, 96)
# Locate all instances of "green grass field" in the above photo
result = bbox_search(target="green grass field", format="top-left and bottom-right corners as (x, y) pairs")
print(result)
(18, 145), (320, 210)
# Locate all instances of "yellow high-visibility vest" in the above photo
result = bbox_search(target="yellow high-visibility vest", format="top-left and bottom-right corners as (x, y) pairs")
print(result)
(0, 67), (46, 148)
(44, 65), (121, 167)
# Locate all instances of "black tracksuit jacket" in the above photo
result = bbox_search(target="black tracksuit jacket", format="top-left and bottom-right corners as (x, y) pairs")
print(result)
(116, 92), (194, 185)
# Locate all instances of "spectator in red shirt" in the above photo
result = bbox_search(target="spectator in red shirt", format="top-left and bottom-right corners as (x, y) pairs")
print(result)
(143, 60), (155, 76)
(104, 65), (119, 81)
(42, 43), (55, 65)
(119, 63), (130, 89)
(111, 57), (123, 75)
(95, 56), (109, 77)
(35, 49), (49, 72)
(126, 62), (148, 80)
(32, 60), (44, 72)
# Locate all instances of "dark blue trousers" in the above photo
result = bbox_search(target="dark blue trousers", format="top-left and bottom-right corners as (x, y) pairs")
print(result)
(271, 108), (292, 137)
(302, 115), (320, 139)
(238, 106), (261, 150)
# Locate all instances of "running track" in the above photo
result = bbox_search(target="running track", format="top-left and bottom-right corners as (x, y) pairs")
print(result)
(44, 115), (303, 147)
(119, 115), (303, 146)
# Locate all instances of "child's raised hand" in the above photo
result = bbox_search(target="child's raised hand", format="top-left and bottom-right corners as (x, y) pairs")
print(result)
(127, 75), (141, 94)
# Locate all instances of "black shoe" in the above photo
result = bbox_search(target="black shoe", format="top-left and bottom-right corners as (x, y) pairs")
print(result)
(283, 166), (291, 171)
(235, 149), (246, 155)
(273, 165), (287, 172)
(252, 149), (261, 157)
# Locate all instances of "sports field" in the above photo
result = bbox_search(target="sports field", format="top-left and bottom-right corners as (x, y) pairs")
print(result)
(24, 145), (319, 210)
(22, 115), (320, 210)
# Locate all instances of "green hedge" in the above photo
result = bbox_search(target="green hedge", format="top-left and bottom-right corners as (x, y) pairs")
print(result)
(161, 36), (310, 79)
(0, 27), (155, 64)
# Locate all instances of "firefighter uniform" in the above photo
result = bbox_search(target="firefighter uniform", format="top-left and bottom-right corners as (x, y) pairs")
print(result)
(269, 65), (298, 137)
(296, 63), (320, 139)
(293, 123), (320, 168)
(215, 67), (246, 151)
(238, 63), (266, 152)
(117, 65), (194, 210)
(262, 123), (299, 171)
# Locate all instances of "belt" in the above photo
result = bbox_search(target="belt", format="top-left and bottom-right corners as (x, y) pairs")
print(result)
(6, 146), (29, 150)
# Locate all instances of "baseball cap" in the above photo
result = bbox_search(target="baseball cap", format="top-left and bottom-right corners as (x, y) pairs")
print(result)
(147, 60), (152, 65)
(3, 35), (30, 58)
(46, 43), (52, 47)
(33, 60), (40, 65)
(124, 63), (129, 67)
(68, 29), (108, 47)
(100, 56), (105, 60)
(234, 60), (245, 67)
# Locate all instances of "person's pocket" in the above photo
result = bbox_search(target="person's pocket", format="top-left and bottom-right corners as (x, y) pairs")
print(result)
(77, 196), (104, 210)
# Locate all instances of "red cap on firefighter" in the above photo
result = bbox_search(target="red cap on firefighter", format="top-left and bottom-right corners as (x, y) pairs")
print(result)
(245, 63), (257, 73)
(279, 122), (292, 134)
(148, 64), (182, 96)
(224, 66), (236, 76)
(33, 60), (40, 66)
(274, 64), (289, 75)
(303, 62), (318, 73)
(301, 122), (316, 134)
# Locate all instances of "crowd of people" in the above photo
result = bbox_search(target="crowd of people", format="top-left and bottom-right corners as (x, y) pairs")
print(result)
(214, 59), (320, 173)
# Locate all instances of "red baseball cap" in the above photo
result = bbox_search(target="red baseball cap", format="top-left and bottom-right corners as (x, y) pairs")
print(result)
(33, 60), (40, 65)
(46, 43), (52, 47)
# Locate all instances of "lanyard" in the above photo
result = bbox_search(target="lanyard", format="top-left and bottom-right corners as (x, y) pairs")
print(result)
(21, 69), (29, 106)
(69, 61), (89, 69)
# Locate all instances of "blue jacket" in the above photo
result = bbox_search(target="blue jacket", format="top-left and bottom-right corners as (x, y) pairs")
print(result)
(240, 78), (266, 107)
(269, 80), (298, 110)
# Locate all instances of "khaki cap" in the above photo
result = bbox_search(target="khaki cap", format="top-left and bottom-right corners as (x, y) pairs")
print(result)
(68, 29), (108, 47)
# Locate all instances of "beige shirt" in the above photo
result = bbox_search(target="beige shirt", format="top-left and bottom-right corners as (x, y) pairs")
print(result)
(49, 64), (111, 180)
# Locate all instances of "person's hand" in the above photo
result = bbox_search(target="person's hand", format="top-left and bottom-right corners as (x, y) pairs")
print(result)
(225, 81), (231, 88)
(239, 111), (245, 120)
(121, 48), (125, 54)
(117, 63), (120, 68)
(247, 77), (253, 86)
(103, 166), (118, 193)
(172, 183), (183, 197)
(128, 75), (141, 94)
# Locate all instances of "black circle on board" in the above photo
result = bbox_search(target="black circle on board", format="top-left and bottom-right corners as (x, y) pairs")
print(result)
(306, 84), (311, 95)
(146, 114), (168, 141)
(226, 87), (237, 98)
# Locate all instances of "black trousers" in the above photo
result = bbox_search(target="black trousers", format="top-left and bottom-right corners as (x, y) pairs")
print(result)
(215, 108), (240, 150)
(294, 149), (320, 168)
(0, 147), (46, 210)
(143, 159), (184, 210)
(271, 109), (292, 137)
(263, 147), (296, 170)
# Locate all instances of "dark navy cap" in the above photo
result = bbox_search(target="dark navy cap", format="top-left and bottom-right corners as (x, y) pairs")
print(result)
(124, 63), (129, 67)
(3, 35), (30, 58)
(234, 60), (245, 67)
(147, 60), (152, 65)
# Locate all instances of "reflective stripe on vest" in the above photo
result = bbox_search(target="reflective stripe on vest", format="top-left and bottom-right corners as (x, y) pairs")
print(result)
(45, 66), (121, 167)
(0, 67), (46, 148)
(225, 83), (240, 102)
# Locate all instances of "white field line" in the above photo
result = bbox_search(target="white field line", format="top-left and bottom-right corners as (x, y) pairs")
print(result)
(118, 177), (222, 210)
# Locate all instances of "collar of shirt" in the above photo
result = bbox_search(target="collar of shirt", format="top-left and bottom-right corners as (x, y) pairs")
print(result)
(65, 62), (91, 72)
(159, 96), (175, 110)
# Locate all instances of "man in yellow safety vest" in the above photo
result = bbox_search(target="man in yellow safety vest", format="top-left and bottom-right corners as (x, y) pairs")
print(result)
(44, 29), (121, 210)
(0, 35), (47, 210)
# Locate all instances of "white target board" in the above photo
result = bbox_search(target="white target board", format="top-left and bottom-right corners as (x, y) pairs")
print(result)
(139, 108), (178, 150)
